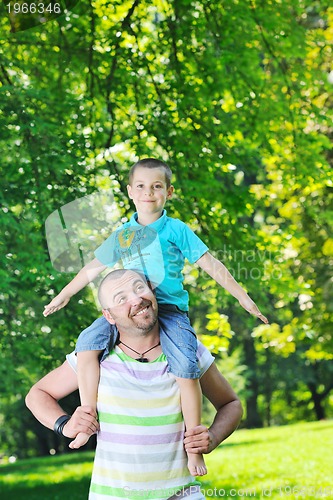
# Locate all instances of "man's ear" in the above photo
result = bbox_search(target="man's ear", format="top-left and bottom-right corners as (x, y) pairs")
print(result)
(102, 309), (116, 325)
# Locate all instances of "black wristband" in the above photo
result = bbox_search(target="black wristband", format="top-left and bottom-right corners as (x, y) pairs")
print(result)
(53, 414), (71, 437)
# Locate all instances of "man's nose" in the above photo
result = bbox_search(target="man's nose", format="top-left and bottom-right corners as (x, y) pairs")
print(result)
(128, 293), (144, 305)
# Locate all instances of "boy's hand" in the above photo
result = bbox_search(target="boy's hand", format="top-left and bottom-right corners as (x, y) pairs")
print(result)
(238, 295), (268, 324)
(43, 295), (70, 317)
(62, 406), (99, 439)
(184, 425), (216, 454)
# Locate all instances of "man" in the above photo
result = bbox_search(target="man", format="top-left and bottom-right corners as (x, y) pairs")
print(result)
(26, 269), (243, 499)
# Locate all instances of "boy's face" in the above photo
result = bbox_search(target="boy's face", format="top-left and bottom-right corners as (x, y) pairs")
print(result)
(127, 167), (174, 217)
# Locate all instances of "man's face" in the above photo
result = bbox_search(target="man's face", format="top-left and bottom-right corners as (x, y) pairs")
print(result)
(102, 271), (158, 335)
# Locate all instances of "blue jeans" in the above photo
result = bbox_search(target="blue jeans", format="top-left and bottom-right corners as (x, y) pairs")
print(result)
(75, 304), (199, 379)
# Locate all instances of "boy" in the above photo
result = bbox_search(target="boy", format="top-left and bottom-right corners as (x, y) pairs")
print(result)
(44, 158), (268, 477)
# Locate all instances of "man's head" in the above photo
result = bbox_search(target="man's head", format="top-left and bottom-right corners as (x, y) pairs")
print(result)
(98, 269), (158, 336)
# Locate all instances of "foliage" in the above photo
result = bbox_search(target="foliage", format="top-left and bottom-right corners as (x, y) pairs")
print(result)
(0, 0), (332, 456)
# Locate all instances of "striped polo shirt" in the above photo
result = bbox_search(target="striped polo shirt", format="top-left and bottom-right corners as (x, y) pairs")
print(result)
(67, 341), (214, 499)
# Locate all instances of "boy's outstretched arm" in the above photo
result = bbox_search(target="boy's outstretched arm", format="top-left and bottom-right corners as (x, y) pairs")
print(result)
(196, 252), (268, 324)
(43, 257), (106, 317)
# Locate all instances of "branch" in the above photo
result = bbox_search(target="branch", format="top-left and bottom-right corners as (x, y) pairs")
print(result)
(249, 1), (297, 149)
(103, 0), (141, 181)
(0, 63), (13, 85)
(105, 0), (141, 99)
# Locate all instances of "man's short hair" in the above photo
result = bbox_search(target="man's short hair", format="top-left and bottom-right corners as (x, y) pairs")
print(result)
(98, 269), (150, 309)
(128, 158), (172, 188)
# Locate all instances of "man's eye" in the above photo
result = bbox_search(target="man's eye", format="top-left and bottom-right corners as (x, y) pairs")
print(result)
(118, 296), (126, 304)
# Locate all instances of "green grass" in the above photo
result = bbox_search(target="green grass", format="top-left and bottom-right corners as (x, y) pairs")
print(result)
(1, 421), (332, 499)
(203, 420), (333, 498)
(0, 452), (94, 499)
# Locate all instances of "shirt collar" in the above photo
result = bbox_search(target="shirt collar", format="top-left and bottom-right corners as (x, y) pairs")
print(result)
(130, 209), (167, 231)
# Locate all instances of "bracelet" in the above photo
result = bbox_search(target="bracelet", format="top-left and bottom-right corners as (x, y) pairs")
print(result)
(53, 414), (71, 437)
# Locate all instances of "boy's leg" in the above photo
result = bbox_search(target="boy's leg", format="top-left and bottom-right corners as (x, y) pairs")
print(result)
(70, 317), (119, 449)
(158, 306), (207, 477)
(76, 315), (118, 361)
(69, 350), (102, 449)
(175, 377), (207, 476)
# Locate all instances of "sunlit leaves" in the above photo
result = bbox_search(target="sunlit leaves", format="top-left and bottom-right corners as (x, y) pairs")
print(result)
(0, 0), (332, 454)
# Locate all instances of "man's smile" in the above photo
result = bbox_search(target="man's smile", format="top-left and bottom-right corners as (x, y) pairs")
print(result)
(131, 304), (150, 317)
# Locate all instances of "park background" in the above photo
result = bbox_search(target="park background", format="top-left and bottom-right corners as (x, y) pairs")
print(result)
(0, 0), (332, 498)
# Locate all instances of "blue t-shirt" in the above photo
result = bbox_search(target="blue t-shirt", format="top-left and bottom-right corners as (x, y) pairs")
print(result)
(94, 210), (208, 311)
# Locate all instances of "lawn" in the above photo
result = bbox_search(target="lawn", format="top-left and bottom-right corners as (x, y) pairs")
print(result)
(202, 419), (333, 499)
(1, 420), (332, 499)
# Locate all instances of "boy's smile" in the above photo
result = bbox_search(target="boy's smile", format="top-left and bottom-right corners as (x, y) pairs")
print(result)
(127, 166), (174, 225)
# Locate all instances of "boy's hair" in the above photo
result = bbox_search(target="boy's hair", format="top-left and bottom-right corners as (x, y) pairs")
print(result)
(128, 158), (172, 188)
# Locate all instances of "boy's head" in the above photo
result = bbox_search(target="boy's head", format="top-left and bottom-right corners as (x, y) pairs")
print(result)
(128, 158), (172, 188)
(127, 158), (174, 220)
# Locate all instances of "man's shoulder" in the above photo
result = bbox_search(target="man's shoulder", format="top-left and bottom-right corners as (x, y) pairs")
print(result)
(196, 340), (215, 376)
(196, 338), (211, 357)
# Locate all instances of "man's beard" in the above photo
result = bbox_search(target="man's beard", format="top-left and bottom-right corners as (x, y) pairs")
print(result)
(131, 300), (158, 333)
(135, 310), (158, 333)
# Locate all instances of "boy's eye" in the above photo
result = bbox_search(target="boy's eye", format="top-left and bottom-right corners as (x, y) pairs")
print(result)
(136, 184), (144, 188)
(154, 184), (162, 189)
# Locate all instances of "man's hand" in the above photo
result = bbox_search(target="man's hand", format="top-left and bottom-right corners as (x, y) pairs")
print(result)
(184, 425), (216, 455)
(43, 294), (71, 317)
(238, 295), (268, 324)
(62, 406), (99, 439)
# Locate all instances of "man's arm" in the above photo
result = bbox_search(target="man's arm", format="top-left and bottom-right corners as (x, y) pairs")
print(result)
(184, 362), (243, 454)
(25, 361), (99, 438)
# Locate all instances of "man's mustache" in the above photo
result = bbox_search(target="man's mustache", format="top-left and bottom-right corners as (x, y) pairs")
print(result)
(130, 299), (153, 317)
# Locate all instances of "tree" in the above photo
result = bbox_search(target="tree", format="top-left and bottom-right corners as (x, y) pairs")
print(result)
(0, 0), (332, 456)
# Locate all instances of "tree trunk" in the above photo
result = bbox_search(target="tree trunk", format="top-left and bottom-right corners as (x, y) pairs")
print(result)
(243, 335), (263, 428)
(307, 382), (326, 420)
(263, 349), (272, 426)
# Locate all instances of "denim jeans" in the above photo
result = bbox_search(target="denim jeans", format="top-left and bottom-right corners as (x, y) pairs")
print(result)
(75, 304), (199, 379)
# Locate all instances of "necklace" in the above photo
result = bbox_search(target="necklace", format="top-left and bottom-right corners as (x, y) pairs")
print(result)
(118, 339), (161, 363)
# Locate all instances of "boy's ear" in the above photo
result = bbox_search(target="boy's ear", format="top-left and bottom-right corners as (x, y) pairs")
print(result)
(102, 309), (116, 325)
(127, 184), (133, 199)
(167, 185), (174, 199)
